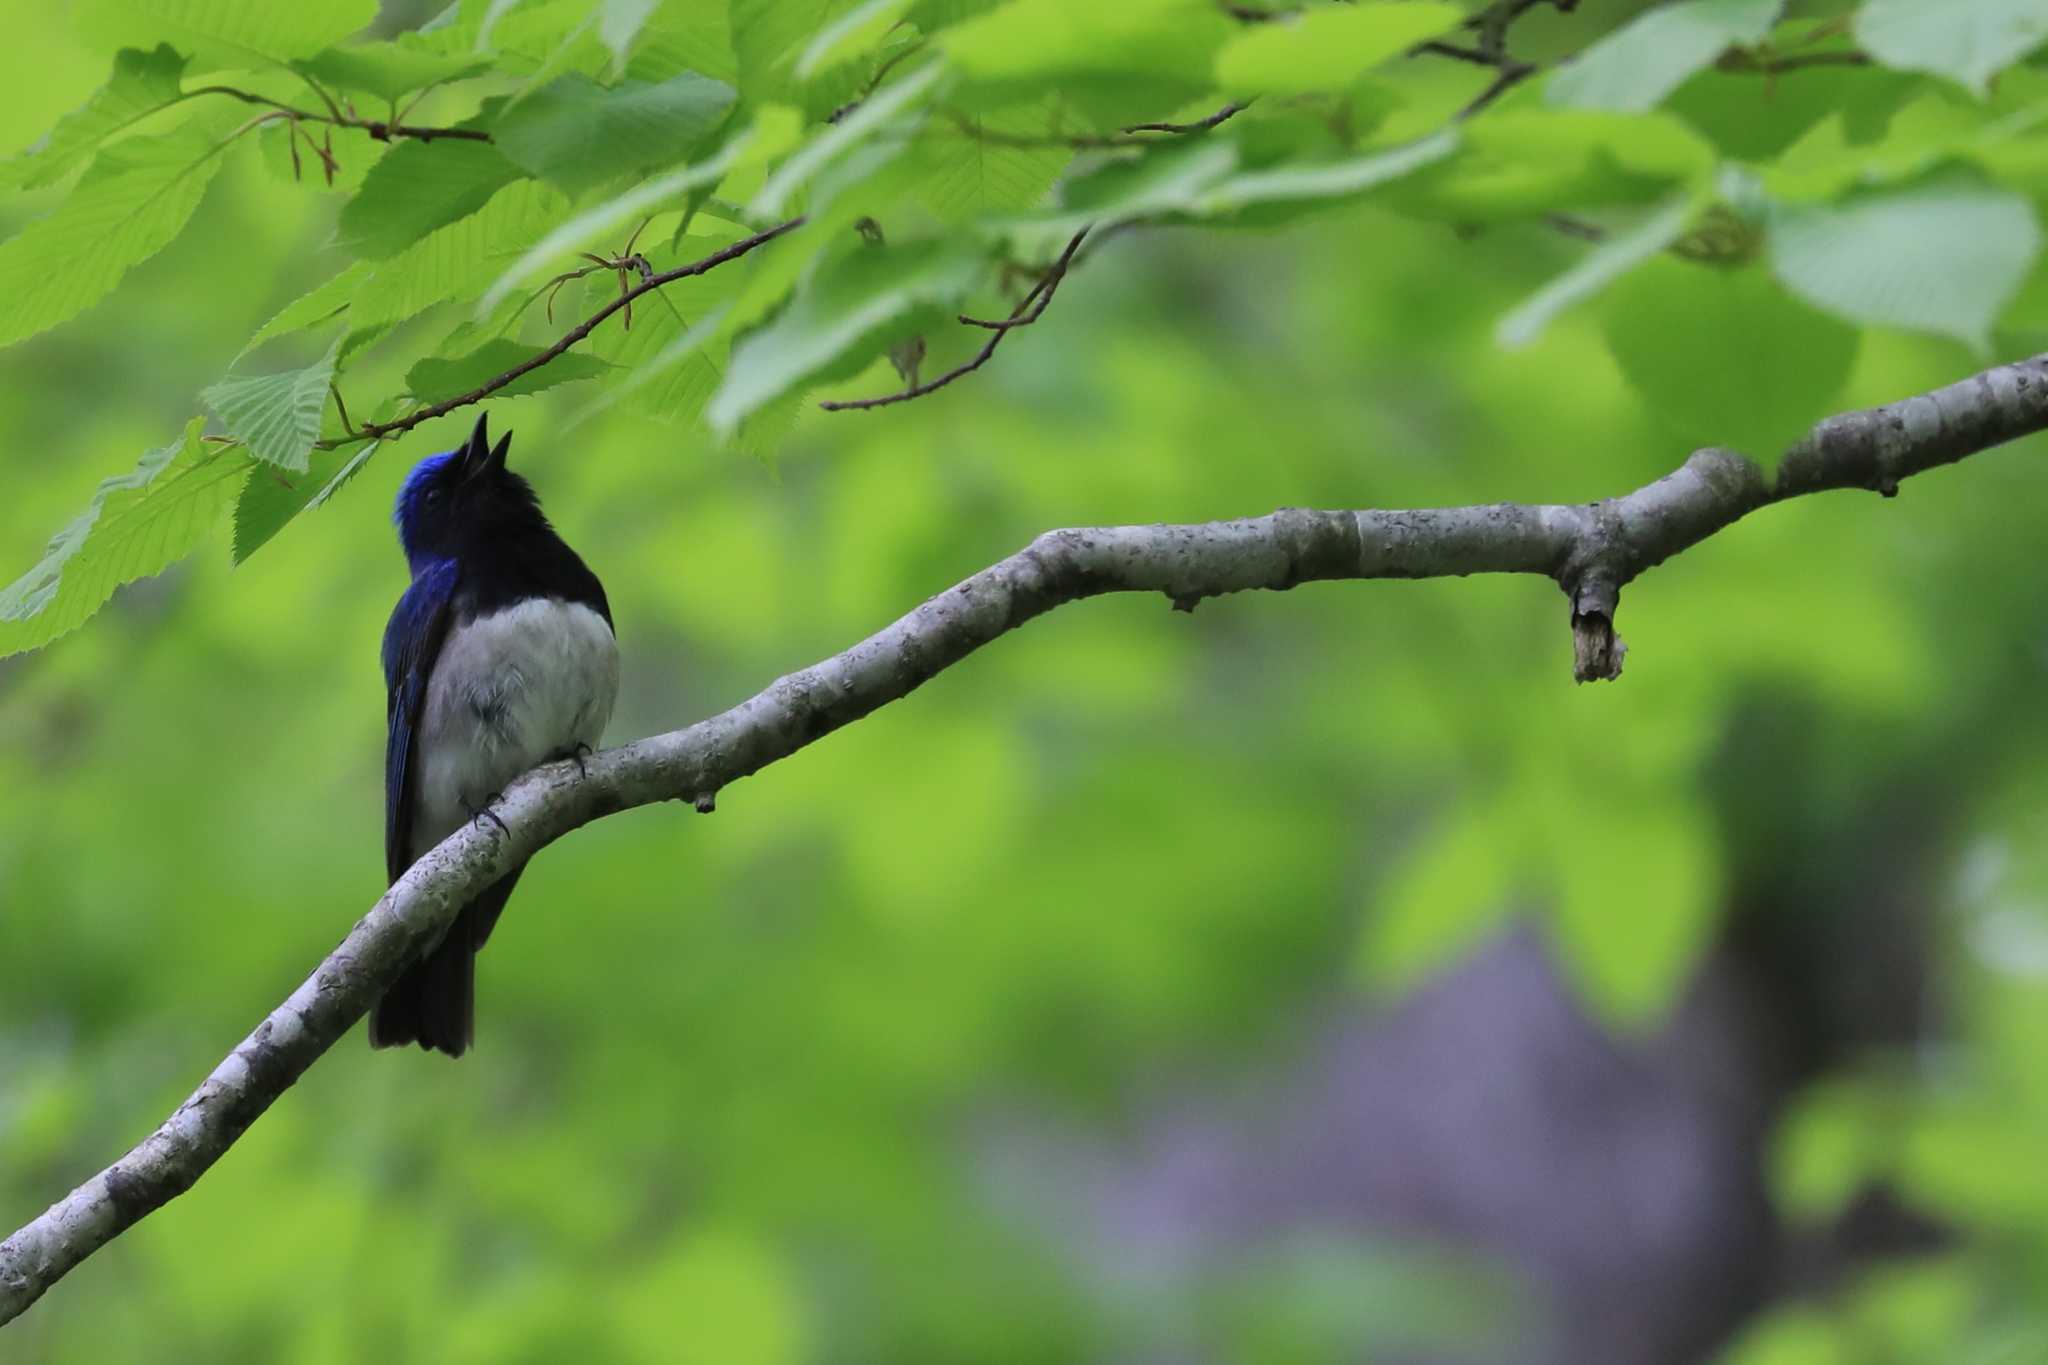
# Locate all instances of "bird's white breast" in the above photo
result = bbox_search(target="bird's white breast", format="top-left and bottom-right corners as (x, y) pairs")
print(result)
(412, 598), (618, 861)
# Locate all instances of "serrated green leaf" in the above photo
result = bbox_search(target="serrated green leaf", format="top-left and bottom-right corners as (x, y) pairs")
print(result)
(293, 38), (492, 102)
(479, 110), (795, 315)
(944, 0), (1230, 91)
(0, 113), (233, 351)
(1033, 138), (1239, 233)
(239, 261), (373, 357)
(355, 178), (573, 333)
(1768, 174), (2039, 347)
(336, 134), (524, 259)
(1387, 108), (1717, 221)
(406, 340), (611, 403)
(1856, 0), (2048, 98)
(202, 338), (340, 473)
(1193, 126), (1460, 217)
(231, 440), (379, 563)
(1216, 2), (1463, 98)
(493, 72), (736, 196)
(910, 102), (1069, 220)
(0, 419), (246, 657)
(1497, 191), (1701, 347)
(586, 300), (730, 427)
(708, 238), (987, 431)
(628, 3), (738, 82)
(0, 44), (188, 190)
(1601, 258), (1858, 467)
(730, 0), (865, 116)
(600, 0), (662, 72)
(586, 233), (751, 424)
(751, 61), (944, 217)
(1547, 0), (1782, 113)
(797, 0), (913, 77)
(75, 0), (378, 66)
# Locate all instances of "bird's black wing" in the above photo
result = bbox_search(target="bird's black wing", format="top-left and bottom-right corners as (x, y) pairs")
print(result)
(382, 557), (459, 884)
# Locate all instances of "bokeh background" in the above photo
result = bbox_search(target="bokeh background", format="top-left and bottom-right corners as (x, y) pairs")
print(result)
(6, 3), (2048, 1361)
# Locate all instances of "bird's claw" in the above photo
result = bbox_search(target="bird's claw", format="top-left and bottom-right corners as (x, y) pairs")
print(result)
(467, 794), (510, 838)
(557, 741), (593, 779)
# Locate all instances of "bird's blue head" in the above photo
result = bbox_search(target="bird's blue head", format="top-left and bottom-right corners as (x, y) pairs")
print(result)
(394, 413), (545, 570)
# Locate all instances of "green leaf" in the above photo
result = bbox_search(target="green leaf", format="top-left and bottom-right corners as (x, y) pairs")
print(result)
(0, 419), (247, 657)
(1497, 192), (1701, 347)
(493, 72), (737, 196)
(910, 102), (1070, 220)
(1192, 127), (1460, 218)
(583, 231), (754, 425)
(1387, 108), (1717, 221)
(629, 4), (738, 82)
(1032, 139), (1240, 235)
(599, 0), (663, 73)
(1547, 0), (1782, 113)
(231, 440), (379, 564)
(0, 113), (232, 351)
(336, 135), (524, 259)
(1601, 258), (1858, 467)
(0, 44), (188, 191)
(201, 338), (340, 474)
(1855, 0), (2048, 97)
(730, 0), (864, 116)
(479, 110), (797, 315)
(1768, 174), (2039, 347)
(708, 239), (987, 432)
(239, 261), (373, 357)
(1215, 2), (1463, 98)
(944, 0), (1232, 97)
(751, 61), (945, 218)
(356, 178), (573, 333)
(75, 0), (378, 66)
(405, 340), (611, 403)
(798, 0), (914, 77)
(587, 301), (731, 428)
(293, 39), (492, 102)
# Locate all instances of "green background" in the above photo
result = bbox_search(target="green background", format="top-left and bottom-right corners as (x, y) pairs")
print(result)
(6, 3), (2048, 1361)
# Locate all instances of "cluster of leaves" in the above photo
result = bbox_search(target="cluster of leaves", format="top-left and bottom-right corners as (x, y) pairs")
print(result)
(4, 0), (2048, 657)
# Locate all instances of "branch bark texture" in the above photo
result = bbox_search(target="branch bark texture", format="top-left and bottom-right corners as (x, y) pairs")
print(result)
(4, 353), (2046, 1324)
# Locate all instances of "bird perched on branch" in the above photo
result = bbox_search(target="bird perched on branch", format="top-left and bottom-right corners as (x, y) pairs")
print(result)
(374, 413), (617, 1056)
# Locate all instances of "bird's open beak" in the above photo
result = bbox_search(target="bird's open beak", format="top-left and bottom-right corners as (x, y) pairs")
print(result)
(459, 413), (511, 478)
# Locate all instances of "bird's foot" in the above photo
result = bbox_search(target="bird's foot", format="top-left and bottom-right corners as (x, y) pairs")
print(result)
(466, 794), (510, 838)
(553, 741), (594, 779)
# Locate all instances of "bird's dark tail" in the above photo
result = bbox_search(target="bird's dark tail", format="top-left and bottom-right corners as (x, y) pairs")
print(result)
(369, 924), (474, 1057)
(368, 869), (522, 1058)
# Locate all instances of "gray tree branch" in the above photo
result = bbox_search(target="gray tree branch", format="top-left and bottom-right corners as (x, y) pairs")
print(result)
(4, 352), (2045, 1325)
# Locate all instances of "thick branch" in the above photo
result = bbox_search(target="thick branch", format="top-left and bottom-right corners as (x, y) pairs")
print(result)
(5, 353), (2047, 1324)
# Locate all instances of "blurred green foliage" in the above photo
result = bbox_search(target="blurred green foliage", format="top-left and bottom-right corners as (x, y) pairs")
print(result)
(4, 1), (2048, 1362)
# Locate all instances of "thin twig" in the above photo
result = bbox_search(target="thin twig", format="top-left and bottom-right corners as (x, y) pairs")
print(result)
(1716, 48), (1874, 74)
(819, 230), (1087, 412)
(1458, 61), (1537, 119)
(1413, 41), (1499, 67)
(315, 218), (806, 449)
(1123, 103), (1247, 136)
(186, 85), (491, 143)
(948, 102), (1247, 151)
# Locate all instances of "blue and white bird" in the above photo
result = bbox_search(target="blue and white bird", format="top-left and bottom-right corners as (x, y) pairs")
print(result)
(374, 414), (618, 1056)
